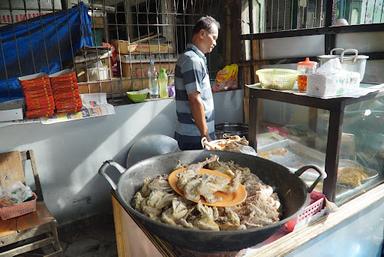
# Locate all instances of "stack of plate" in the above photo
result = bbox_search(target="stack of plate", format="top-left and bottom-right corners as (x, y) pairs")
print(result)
(19, 73), (55, 119)
(49, 70), (82, 113)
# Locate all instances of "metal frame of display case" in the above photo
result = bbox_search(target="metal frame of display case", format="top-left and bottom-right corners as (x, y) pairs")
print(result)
(248, 86), (384, 201)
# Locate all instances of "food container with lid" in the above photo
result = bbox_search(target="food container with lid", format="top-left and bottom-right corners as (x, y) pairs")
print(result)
(297, 58), (318, 93)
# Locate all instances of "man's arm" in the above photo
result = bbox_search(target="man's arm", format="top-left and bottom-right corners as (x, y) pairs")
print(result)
(188, 92), (211, 140)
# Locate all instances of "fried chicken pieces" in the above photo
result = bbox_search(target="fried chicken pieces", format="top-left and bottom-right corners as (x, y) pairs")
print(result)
(132, 155), (281, 231)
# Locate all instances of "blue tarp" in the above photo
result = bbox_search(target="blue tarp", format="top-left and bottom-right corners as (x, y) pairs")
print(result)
(0, 2), (94, 102)
(0, 78), (23, 102)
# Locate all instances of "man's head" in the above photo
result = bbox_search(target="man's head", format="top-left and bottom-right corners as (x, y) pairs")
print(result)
(192, 16), (220, 54)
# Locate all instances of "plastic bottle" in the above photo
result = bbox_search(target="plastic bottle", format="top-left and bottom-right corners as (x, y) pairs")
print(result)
(158, 68), (168, 98)
(167, 75), (175, 97)
(297, 57), (318, 93)
(148, 59), (159, 98)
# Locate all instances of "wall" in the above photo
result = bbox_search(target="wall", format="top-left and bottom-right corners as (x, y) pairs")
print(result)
(0, 89), (243, 224)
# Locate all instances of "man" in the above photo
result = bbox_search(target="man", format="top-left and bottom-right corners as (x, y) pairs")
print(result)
(174, 16), (220, 150)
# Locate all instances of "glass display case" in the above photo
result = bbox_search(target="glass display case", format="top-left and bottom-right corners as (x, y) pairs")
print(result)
(247, 84), (384, 204)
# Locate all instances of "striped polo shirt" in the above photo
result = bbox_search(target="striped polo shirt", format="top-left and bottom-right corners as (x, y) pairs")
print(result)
(174, 44), (215, 144)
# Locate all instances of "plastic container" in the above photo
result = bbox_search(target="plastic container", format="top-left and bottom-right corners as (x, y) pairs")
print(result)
(87, 66), (110, 81)
(256, 69), (299, 90)
(148, 59), (159, 98)
(297, 58), (317, 93)
(167, 75), (175, 97)
(126, 89), (149, 103)
(317, 48), (369, 82)
(158, 68), (168, 98)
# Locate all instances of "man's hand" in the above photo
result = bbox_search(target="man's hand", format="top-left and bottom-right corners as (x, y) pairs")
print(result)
(188, 92), (209, 139)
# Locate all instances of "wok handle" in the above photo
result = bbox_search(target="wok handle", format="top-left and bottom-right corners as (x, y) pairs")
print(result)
(294, 165), (326, 193)
(98, 160), (126, 191)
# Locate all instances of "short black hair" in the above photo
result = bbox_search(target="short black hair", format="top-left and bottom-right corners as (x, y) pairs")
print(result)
(192, 16), (220, 35)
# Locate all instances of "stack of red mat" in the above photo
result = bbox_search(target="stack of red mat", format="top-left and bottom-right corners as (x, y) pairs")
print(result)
(19, 74), (55, 119)
(49, 70), (82, 113)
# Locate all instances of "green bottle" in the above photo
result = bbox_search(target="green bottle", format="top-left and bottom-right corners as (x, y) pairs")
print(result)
(158, 68), (168, 98)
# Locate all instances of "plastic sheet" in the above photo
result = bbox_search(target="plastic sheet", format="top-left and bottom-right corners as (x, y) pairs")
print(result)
(0, 3), (94, 102)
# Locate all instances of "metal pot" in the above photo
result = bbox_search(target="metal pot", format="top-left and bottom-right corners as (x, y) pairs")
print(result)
(215, 122), (249, 139)
(99, 150), (324, 252)
(318, 48), (369, 82)
(125, 134), (180, 168)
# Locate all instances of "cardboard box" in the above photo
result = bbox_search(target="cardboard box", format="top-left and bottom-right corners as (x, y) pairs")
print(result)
(119, 56), (177, 79)
(78, 78), (149, 95)
(92, 16), (105, 29)
(112, 40), (174, 55)
(74, 49), (112, 82)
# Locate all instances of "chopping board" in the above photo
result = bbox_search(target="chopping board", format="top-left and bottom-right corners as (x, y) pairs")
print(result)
(0, 151), (25, 188)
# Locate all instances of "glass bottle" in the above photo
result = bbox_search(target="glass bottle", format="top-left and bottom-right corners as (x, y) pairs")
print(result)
(297, 57), (318, 93)
(148, 59), (159, 98)
(158, 68), (168, 98)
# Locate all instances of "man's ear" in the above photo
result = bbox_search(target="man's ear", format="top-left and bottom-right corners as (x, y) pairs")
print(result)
(199, 29), (205, 38)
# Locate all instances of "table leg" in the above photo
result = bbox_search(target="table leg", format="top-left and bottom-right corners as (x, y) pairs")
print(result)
(323, 105), (345, 201)
(249, 93), (259, 150)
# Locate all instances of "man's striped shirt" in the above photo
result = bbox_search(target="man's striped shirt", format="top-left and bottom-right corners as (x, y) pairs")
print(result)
(174, 44), (215, 143)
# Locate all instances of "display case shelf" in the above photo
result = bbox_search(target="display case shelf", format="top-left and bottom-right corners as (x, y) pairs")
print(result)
(247, 84), (384, 202)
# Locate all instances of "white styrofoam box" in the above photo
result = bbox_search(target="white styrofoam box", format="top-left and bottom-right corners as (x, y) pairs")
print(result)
(336, 32), (384, 53)
(307, 71), (360, 98)
(307, 74), (337, 98)
(261, 35), (324, 60)
(0, 107), (23, 122)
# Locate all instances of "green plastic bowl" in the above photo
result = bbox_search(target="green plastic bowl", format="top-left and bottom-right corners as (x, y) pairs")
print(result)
(126, 89), (149, 103)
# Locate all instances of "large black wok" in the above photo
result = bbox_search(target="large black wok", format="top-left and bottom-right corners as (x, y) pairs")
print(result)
(99, 150), (324, 252)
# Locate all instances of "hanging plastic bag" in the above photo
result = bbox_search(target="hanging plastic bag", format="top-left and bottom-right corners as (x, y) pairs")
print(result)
(212, 64), (238, 92)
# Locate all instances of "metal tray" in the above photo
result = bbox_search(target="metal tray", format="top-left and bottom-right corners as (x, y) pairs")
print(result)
(258, 139), (326, 180)
(258, 138), (380, 200)
(304, 159), (379, 203)
(256, 132), (286, 148)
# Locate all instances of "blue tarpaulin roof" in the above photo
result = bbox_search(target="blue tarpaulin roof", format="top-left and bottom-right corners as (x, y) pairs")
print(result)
(0, 2), (94, 102)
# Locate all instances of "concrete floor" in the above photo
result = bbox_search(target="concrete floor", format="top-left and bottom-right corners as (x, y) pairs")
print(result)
(59, 214), (118, 257)
(18, 214), (118, 257)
